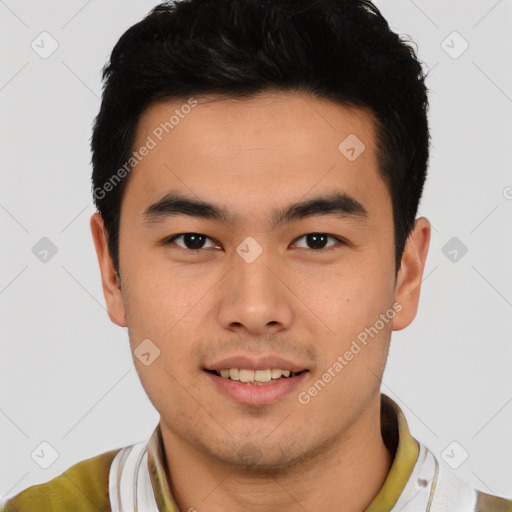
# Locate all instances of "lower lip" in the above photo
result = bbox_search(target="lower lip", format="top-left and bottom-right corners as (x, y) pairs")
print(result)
(204, 370), (309, 406)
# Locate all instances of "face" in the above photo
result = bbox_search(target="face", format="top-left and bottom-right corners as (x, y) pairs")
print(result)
(91, 91), (430, 470)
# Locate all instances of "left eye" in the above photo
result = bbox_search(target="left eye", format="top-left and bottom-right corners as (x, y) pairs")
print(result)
(293, 233), (343, 251)
(163, 233), (344, 251)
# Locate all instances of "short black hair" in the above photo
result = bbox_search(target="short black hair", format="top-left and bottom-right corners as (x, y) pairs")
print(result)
(91, 0), (430, 277)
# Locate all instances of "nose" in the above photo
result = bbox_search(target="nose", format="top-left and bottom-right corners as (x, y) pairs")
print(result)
(216, 250), (294, 336)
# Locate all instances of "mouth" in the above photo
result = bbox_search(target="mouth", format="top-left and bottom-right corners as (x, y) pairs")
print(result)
(205, 368), (307, 386)
(203, 366), (309, 406)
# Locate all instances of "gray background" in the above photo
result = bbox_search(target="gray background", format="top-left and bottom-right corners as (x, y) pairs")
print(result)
(1, 0), (511, 501)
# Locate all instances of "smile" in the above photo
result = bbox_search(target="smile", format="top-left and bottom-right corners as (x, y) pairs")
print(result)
(204, 368), (309, 405)
(209, 368), (304, 385)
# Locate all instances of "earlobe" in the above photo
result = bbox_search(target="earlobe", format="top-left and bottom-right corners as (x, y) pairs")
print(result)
(392, 217), (431, 332)
(90, 212), (128, 327)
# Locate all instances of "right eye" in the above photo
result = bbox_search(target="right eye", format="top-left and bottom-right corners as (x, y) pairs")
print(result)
(163, 233), (221, 252)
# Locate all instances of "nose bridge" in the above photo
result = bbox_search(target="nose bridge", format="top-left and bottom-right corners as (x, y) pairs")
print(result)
(217, 236), (293, 333)
(233, 236), (279, 304)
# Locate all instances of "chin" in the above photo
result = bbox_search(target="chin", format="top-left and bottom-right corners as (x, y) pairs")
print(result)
(203, 434), (318, 473)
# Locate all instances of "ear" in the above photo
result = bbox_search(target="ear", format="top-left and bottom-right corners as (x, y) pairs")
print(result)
(90, 212), (128, 327)
(392, 217), (431, 331)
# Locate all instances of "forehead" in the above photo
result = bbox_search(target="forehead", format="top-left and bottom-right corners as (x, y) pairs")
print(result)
(123, 91), (390, 227)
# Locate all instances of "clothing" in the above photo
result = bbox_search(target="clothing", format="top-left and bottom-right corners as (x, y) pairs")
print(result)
(1, 393), (510, 511)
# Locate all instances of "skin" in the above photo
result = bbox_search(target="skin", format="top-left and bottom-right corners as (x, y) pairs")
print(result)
(91, 91), (430, 512)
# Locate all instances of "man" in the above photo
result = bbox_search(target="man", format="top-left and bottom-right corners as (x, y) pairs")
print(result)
(2, 0), (510, 511)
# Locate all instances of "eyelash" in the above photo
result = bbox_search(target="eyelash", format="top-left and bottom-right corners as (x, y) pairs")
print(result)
(162, 233), (346, 253)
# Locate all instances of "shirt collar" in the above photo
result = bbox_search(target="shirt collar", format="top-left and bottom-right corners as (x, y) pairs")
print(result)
(147, 424), (180, 512)
(146, 393), (420, 512)
(365, 393), (420, 510)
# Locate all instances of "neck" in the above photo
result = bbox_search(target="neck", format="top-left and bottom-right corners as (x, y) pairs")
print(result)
(160, 396), (393, 512)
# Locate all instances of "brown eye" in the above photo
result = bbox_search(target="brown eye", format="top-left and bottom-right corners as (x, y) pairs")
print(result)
(293, 233), (344, 250)
(165, 233), (219, 251)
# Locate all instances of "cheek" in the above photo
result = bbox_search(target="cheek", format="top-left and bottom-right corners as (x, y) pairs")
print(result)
(134, 360), (192, 424)
(316, 263), (389, 321)
(122, 260), (202, 370)
(309, 260), (395, 372)
(122, 248), (185, 332)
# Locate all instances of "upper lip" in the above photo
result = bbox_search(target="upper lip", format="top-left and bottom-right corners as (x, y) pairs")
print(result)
(204, 355), (308, 373)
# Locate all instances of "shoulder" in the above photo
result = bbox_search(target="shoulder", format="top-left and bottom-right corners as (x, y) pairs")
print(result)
(475, 490), (512, 512)
(0, 448), (120, 512)
(431, 459), (512, 511)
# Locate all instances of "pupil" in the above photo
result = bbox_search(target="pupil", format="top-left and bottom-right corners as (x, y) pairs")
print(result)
(308, 233), (327, 249)
(184, 233), (205, 249)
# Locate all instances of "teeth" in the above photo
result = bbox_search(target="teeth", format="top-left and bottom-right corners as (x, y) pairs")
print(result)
(239, 369), (253, 383)
(255, 369), (271, 382)
(214, 368), (299, 383)
(271, 368), (282, 379)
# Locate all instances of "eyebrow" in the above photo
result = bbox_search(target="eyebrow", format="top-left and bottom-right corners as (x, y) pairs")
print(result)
(142, 190), (369, 229)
